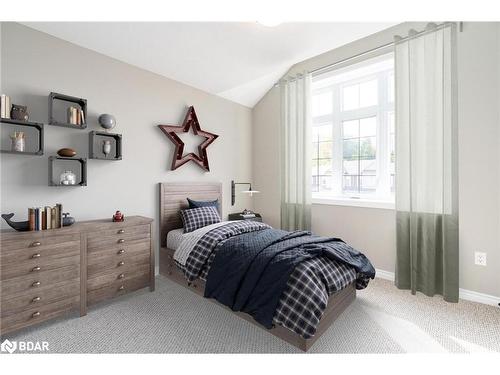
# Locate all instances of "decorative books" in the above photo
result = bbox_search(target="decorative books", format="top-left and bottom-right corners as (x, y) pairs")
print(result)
(28, 203), (63, 231)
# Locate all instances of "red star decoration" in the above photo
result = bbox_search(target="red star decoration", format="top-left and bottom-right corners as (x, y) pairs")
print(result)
(158, 106), (218, 172)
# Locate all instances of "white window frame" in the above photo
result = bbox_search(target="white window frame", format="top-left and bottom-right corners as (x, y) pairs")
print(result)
(311, 53), (395, 210)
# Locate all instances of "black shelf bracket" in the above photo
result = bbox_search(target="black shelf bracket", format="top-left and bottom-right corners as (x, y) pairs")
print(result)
(48, 156), (87, 186)
(0, 118), (44, 155)
(88, 131), (122, 160)
(49, 92), (87, 129)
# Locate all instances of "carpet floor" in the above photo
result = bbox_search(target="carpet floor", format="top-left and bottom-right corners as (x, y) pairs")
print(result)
(4, 276), (500, 353)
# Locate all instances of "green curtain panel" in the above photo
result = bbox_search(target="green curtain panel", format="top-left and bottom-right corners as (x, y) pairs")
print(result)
(280, 72), (312, 231)
(394, 23), (459, 302)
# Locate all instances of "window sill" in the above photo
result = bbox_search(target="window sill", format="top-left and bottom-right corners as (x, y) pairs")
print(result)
(312, 196), (395, 210)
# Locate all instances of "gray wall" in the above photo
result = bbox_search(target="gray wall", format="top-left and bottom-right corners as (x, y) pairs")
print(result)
(0, 23), (254, 266)
(252, 22), (500, 298)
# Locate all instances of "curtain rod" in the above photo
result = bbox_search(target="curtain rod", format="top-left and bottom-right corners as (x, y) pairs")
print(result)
(310, 41), (394, 76)
(275, 22), (461, 86)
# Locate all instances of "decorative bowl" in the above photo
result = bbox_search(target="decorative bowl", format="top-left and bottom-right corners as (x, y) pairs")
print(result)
(57, 148), (76, 157)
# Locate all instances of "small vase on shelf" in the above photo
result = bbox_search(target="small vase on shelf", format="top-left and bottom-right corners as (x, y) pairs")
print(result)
(102, 140), (111, 158)
(10, 132), (25, 152)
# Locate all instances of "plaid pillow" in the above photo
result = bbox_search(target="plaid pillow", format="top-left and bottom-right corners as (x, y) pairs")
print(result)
(187, 198), (219, 210)
(180, 206), (221, 233)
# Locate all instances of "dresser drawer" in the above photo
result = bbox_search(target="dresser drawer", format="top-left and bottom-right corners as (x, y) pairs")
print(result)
(87, 273), (149, 305)
(1, 279), (80, 318)
(87, 263), (150, 291)
(1, 233), (80, 254)
(1, 239), (80, 266)
(87, 224), (150, 250)
(87, 252), (150, 278)
(0, 295), (79, 335)
(1, 264), (80, 297)
(87, 238), (150, 264)
(1, 251), (80, 281)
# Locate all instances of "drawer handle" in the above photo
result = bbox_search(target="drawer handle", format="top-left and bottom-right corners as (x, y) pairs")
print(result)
(32, 281), (41, 287)
(31, 241), (42, 247)
(117, 239), (125, 244)
(32, 266), (41, 272)
(118, 261), (125, 267)
(117, 229), (125, 234)
(118, 273), (125, 279)
(118, 285), (125, 291)
(32, 311), (41, 318)
(31, 253), (41, 258)
(32, 296), (41, 303)
(117, 249), (125, 255)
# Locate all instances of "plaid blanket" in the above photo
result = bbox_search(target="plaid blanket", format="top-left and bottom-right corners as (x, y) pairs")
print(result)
(178, 221), (370, 339)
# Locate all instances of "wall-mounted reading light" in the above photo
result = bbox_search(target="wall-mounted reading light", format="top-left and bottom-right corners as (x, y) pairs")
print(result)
(231, 180), (260, 206)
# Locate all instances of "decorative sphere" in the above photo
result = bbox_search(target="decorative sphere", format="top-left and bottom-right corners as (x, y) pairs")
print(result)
(98, 114), (116, 130)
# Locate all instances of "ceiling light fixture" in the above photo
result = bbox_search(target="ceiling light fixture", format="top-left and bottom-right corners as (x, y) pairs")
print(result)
(256, 20), (282, 27)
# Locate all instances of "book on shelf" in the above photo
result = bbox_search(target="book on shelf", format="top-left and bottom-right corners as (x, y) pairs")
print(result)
(37, 208), (42, 231)
(54, 205), (59, 228)
(56, 203), (63, 228)
(28, 208), (35, 231)
(45, 206), (52, 230)
(42, 208), (47, 230)
(67, 106), (84, 126)
(1, 94), (11, 119)
(51, 207), (56, 228)
(34, 207), (39, 231)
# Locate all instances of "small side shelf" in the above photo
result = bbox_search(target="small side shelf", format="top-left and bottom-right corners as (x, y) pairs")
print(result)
(49, 92), (87, 129)
(0, 118), (44, 155)
(48, 156), (87, 186)
(89, 131), (122, 160)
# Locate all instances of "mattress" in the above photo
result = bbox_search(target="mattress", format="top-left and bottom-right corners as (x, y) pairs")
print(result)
(166, 228), (186, 250)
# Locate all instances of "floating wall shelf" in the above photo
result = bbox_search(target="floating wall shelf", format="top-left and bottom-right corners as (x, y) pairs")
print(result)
(88, 131), (122, 160)
(0, 118), (44, 155)
(48, 156), (87, 186)
(49, 92), (87, 129)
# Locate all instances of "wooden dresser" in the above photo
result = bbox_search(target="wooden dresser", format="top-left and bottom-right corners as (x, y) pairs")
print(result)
(0, 216), (154, 335)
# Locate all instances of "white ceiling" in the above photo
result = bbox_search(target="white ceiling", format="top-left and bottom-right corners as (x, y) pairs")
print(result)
(23, 22), (396, 107)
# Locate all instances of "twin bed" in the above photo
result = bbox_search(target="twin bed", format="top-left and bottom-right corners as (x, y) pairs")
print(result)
(158, 182), (374, 351)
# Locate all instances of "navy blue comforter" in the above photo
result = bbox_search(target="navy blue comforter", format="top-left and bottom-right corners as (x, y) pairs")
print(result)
(204, 228), (375, 329)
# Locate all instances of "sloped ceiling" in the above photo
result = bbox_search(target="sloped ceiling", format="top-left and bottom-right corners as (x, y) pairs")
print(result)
(23, 22), (396, 107)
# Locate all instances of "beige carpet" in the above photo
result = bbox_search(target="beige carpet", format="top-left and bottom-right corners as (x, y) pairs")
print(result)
(4, 276), (500, 353)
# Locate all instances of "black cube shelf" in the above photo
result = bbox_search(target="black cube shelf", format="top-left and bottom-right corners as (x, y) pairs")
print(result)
(89, 131), (122, 160)
(48, 156), (87, 186)
(0, 118), (44, 155)
(49, 92), (87, 129)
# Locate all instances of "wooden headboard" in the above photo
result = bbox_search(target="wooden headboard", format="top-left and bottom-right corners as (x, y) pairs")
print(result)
(158, 182), (222, 247)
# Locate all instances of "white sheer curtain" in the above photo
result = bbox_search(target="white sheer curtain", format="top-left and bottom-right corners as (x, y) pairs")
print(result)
(280, 72), (312, 231)
(395, 23), (459, 302)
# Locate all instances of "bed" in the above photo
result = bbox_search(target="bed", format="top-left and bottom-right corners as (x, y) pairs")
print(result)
(158, 182), (371, 351)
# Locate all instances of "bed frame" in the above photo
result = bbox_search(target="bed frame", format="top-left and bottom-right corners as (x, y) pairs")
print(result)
(158, 182), (356, 351)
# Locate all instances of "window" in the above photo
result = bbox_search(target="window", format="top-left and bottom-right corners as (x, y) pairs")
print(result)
(311, 52), (395, 207)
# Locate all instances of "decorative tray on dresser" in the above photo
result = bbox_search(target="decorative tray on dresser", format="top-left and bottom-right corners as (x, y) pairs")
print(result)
(0, 215), (154, 336)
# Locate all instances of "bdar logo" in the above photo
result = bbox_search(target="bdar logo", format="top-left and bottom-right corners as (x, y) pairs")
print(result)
(1, 339), (17, 353)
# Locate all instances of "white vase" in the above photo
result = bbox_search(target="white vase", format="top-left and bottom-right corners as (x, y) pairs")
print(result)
(102, 140), (111, 157)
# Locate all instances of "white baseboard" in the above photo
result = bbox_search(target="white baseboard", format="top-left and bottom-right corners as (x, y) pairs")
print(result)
(375, 269), (499, 307)
(458, 288), (499, 307)
(375, 268), (395, 281)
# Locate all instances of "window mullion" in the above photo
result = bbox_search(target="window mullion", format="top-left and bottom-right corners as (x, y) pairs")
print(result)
(377, 71), (390, 198)
(331, 86), (342, 197)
